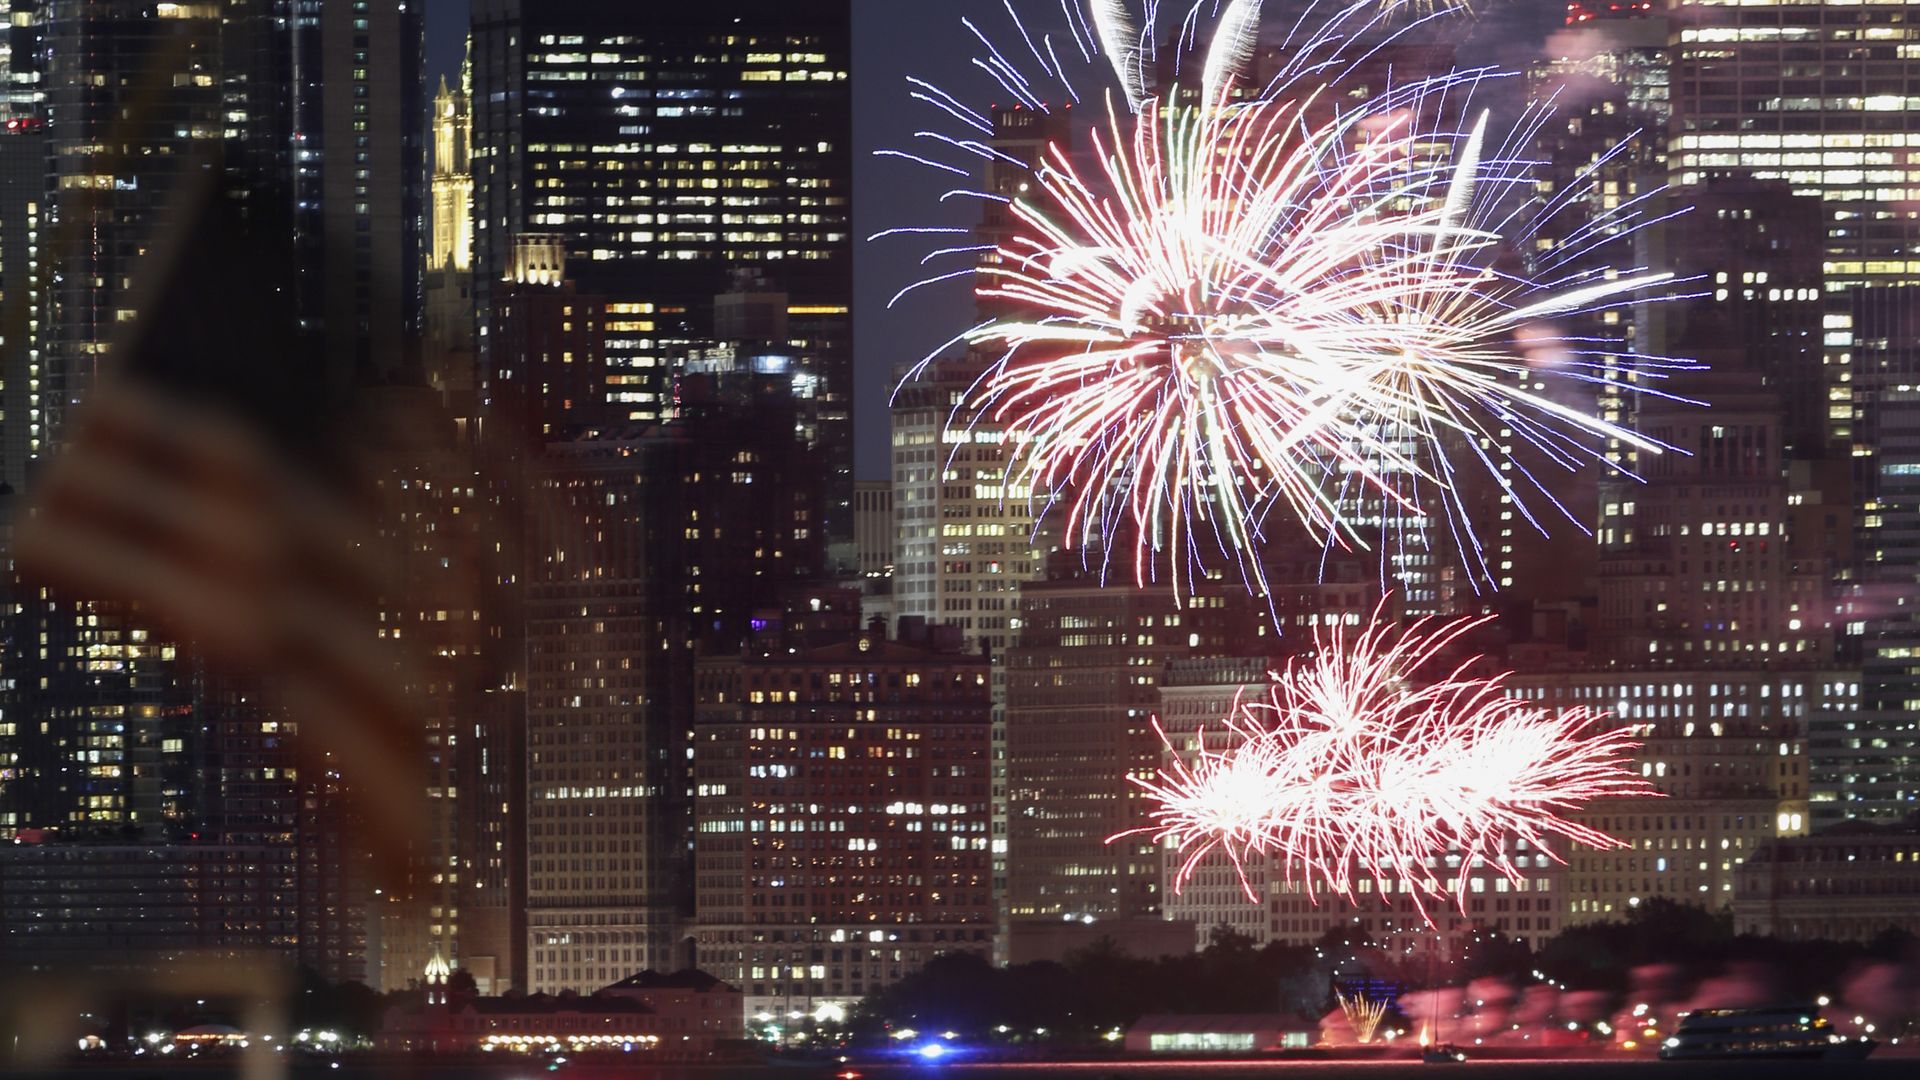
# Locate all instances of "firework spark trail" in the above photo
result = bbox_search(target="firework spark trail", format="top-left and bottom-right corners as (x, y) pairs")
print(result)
(882, 1), (1698, 594)
(1339, 989), (1391, 1043)
(1114, 615), (1655, 925)
(965, 89), (1681, 593)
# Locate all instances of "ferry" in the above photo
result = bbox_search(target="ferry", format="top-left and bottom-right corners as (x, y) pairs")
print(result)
(1658, 1005), (1877, 1061)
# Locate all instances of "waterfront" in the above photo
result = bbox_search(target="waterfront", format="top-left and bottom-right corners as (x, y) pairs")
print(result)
(8, 1055), (1919, 1080)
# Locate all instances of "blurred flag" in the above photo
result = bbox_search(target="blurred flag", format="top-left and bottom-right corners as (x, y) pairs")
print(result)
(8, 160), (428, 874)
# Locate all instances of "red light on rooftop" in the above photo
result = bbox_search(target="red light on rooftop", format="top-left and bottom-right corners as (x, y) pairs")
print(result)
(1565, 0), (1654, 24)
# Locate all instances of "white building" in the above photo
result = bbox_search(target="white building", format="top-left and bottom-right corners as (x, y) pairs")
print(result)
(887, 356), (1047, 657)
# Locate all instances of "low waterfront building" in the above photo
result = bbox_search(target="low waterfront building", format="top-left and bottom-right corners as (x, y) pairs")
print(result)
(1123, 1013), (1315, 1054)
(378, 968), (744, 1054)
(1731, 821), (1920, 943)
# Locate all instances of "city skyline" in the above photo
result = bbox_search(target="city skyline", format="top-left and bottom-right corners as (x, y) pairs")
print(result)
(1, 0), (1919, 1071)
(425, 0), (1574, 484)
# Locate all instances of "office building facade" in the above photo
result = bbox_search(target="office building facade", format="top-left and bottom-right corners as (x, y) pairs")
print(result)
(1669, 0), (1920, 447)
(469, 0), (852, 541)
(692, 630), (992, 1020)
(1506, 668), (1853, 923)
(889, 356), (1047, 658)
(1003, 557), (1271, 926)
(1827, 285), (1920, 824)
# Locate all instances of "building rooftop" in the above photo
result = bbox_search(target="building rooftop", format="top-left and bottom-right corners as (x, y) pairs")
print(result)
(603, 969), (735, 994)
(467, 994), (654, 1017)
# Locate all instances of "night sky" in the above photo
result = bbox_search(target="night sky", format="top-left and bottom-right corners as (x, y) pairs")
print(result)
(423, 1), (1568, 480)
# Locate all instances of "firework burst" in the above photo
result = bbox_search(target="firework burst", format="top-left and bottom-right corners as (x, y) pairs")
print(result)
(1338, 989), (1391, 1043)
(881, 1), (1696, 595)
(1114, 614), (1654, 924)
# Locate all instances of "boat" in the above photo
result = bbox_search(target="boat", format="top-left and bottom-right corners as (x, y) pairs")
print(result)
(1421, 1043), (1467, 1063)
(1657, 1005), (1878, 1061)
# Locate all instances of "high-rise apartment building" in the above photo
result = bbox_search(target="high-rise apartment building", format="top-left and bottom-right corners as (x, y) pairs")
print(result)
(469, 0), (853, 541)
(692, 628), (992, 1021)
(1669, 0), (1920, 446)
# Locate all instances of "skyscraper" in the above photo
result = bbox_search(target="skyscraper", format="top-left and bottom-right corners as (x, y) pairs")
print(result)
(891, 102), (1069, 962)
(524, 431), (689, 992)
(470, 0), (853, 542)
(1525, 5), (1670, 609)
(0, 1), (426, 987)
(1003, 555), (1270, 929)
(1669, 0), (1920, 447)
(41, 0), (222, 439)
(1665, 177), (1827, 453)
(1594, 369), (1837, 667)
(426, 51), (477, 416)
(888, 356), (1045, 658)
(1822, 285), (1920, 824)
(223, 0), (425, 382)
(524, 382), (822, 993)
(363, 386), (496, 993)
(0, 4), (222, 842)
(0, 113), (42, 493)
(489, 237), (613, 442)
